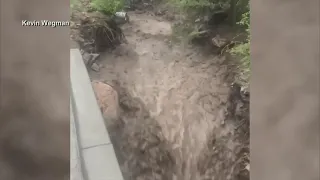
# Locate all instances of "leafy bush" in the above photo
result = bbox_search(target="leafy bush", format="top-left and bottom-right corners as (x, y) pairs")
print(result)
(170, 0), (249, 19)
(70, 0), (79, 9)
(170, 0), (229, 17)
(91, 0), (124, 15)
(171, 0), (216, 10)
(230, 10), (250, 87)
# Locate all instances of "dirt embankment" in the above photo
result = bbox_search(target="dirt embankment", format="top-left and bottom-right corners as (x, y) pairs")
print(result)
(80, 5), (249, 180)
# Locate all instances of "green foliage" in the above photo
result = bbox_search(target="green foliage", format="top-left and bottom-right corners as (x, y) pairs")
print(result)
(70, 0), (79, 9)
(91, 0), (124, 15)
(170, 0), (228, 15)
(230, 10), (250, 87)
(171, 0), (214, 9)
(170, 0), (249, 20)
(238, 11), (250, 30)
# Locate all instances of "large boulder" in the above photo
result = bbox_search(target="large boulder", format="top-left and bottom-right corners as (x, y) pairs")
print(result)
(91, 81), (120, 124)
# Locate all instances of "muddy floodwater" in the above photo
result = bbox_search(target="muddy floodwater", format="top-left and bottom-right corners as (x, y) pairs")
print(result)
(90, 12), (246, 180)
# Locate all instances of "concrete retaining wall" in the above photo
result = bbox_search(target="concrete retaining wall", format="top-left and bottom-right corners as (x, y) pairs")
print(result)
(70, 49), (124, 180)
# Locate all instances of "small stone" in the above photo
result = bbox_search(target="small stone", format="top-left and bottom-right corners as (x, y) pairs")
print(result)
(87, 53), (100, 67)
(82, 53), (91, 65)
(91, 63), (100, 72)
(245, 164), (250, 171)
(91, 53), (100, 61)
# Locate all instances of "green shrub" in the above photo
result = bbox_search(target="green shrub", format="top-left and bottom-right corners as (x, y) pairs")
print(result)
(170, 0), (249, 20)
(70, 0), (78, 9)
(170, 0), (229, 17)
(230, 10), (250, 87)
(91, 0), (124, 15)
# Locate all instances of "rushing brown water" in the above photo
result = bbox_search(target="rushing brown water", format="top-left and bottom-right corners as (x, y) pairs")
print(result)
(90, 12), (244, 180)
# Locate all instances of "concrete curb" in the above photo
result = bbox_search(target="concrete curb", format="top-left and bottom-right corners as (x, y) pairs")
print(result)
(71, 102), (85, 180)
(70, 49), (124, 180)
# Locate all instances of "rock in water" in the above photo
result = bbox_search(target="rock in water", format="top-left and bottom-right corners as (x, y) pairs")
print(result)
(91, 63), (100, 72)
(113, 11), (130, 25)
(91, 81), (120, 125)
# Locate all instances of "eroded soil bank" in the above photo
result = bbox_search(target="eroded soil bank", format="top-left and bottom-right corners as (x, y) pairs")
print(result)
(89, 10), (249, 180)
